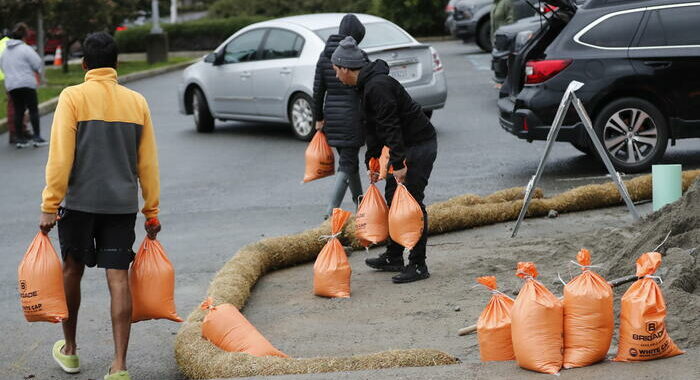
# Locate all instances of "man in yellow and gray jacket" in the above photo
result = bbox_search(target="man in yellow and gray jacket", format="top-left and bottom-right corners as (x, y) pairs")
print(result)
(38, 32), (160, 380)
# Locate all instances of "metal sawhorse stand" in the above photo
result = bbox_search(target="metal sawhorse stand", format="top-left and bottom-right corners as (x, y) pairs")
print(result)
(511, 81), (640, 238)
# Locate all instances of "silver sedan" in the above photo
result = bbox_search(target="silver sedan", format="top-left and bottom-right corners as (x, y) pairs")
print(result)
(177, 13), (448, 140)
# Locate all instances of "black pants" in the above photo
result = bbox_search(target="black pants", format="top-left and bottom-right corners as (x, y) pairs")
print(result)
(384, 137), (437, 264)
(336, 146), (360, 174)
(9, 87), (40, 140)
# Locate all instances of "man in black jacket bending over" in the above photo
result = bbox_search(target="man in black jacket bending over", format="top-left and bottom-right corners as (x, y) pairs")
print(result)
(331, 36), (437, 283)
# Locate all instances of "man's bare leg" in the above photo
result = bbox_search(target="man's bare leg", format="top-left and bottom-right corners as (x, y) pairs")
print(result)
(106, 269), (131, 373)
(61, 255), (84, 355)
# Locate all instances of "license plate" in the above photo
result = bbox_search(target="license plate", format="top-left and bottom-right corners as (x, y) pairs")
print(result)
(389, 66), (409, 80)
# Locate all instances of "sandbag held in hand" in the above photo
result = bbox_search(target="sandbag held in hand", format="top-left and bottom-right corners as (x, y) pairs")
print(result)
(476, 276), (515, 362)
(355, 158), (389, 247)
(200, 298), (288, 357)
(314, 208), (352, 298)
(18, 232), (68, 323)
(511, 262), (563, 374)
(388, 184), (424, 250)
(563, 249), (613, 368)
(614, 252), (683, 362)
(303, 131), (334, 183)
(130, 238), (183, 322)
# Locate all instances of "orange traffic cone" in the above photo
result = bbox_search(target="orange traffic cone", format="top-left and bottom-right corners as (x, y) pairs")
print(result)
(53, 46), (63, 66)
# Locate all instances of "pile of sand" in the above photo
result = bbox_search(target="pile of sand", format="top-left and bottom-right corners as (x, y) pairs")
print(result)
(599, 178), (700, 348)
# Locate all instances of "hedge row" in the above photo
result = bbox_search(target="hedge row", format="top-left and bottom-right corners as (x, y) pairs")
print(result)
(115, 16), (268, 53)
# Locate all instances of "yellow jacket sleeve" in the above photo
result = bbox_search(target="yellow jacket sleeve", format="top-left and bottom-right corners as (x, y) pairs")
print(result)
(138, 99), (160, 219)
(41, 90), (77, 214)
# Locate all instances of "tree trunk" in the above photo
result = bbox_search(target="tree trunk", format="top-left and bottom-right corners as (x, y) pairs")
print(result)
(61, 38), (69, 73)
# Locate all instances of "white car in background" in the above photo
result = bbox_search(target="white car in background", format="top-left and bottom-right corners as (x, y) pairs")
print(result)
(177, 13), (448, 140)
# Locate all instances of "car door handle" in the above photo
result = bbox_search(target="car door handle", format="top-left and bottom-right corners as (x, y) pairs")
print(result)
(240, 71), (251, 78)
(643, 61), (672, 69)
(280, 68), (292, 75)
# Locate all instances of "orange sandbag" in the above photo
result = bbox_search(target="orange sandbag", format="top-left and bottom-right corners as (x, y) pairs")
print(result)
(614, 252), (684, 362)
(355, 158), (389, 247)
(388, 184), (424, 251)
(511, 262), (563, 374)
(314, 208), (352, 298)
(200, 298), (288, 357)
(476, 276), (515, 362)
(130, 238), (183, 323)
(17, 232), (68, 323)
(563, 249), (614, 368)
(303, 131), (334, 183)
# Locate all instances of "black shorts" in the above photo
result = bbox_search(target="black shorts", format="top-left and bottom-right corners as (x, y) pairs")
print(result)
(57, 208), (137, 270)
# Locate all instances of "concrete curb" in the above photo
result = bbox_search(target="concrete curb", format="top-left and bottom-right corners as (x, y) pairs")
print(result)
(0, 59), (196, 136)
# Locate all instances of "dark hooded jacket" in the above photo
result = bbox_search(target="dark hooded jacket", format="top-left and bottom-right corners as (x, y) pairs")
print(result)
(312, 14), (366, 147)
(357, 60), (436, 170)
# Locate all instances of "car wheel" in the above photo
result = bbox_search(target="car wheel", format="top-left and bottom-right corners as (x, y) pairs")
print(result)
(423, 110), (433, 119)
(475, 20), (492, 52)
(289, 93), (315, 141)
(570, 141), (592, 156)
(192, 87), (214, 133)
(593, 98), (668, 173)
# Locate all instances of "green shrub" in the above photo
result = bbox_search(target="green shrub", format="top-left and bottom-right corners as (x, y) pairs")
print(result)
(115, 16), (268, 52)
(208, 0), (374, 19)
(207, 0), (445, 37)
(374, 0), (445, 37)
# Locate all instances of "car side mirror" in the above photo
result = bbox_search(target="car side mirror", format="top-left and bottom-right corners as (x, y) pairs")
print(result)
(206, 51), (224, 65)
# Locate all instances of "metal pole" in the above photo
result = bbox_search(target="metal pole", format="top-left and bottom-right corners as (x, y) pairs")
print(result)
(170, 0), (178, 24)
(151, 0), (163, 34)
(37, 6), (46, 84)
(511, 81), (582, 237)
(572, 97), (640, 220)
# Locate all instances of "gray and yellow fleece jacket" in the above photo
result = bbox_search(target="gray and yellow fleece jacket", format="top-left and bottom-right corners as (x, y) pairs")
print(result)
(41, 68), (160, 218)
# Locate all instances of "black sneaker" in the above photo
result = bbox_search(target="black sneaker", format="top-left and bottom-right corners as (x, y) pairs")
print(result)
(365, 252), (404, 272)
(33, 137), (48, 147)
(15, 139), (30, 149)
(392, 263), (430, 283)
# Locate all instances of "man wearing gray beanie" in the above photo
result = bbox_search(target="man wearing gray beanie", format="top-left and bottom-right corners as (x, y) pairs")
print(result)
(332, 36), (438, 284)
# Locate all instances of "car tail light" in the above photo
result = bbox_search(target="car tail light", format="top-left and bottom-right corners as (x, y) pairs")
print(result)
(525, 59), (572, 84)
(523, 117), (529, 131)
(116, 26), (127, 32)
(445, 4), (455, 12)
(541, 4), (559, 13)
(430, 47), (443, 72)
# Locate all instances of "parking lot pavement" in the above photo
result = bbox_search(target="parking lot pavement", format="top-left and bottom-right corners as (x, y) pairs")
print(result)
(1, 39), (698, 380)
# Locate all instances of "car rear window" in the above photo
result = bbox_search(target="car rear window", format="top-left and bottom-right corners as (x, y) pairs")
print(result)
(315, 22), (413, 49)
(578, 12), (643, 48)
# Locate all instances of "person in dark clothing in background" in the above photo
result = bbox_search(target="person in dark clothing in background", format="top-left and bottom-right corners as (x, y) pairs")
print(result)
(313, 14), (367, 219)
(331, 36), (438, 284)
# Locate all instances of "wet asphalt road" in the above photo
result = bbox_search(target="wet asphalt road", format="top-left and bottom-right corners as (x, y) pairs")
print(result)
(1, 39), (698, 380)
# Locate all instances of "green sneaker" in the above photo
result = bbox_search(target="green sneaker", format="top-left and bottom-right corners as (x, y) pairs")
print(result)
(52, 340), (80, 374)
(104, 369), (131, 380)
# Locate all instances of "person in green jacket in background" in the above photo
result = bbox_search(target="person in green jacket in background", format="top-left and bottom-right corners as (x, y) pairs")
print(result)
(491, 0), (516, 45)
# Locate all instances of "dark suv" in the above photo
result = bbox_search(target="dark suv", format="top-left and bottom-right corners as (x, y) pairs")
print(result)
(498, 0), (700, 172)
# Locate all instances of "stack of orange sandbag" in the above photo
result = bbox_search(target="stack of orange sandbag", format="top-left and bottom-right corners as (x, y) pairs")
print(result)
(388, 184), (424, 254)
(475, 276), (515, 362)
(511, 262), (563, 374)
(314, 208), (352, 298)
(200, 298), (288, 357)
(563, 249), (614, 368)
(303, 131), (334, 183)
(130, 236), (183, 323)
(17, 232), (68, 323)
(355, 158), (389, 248)
(614, 252), (683, 362)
